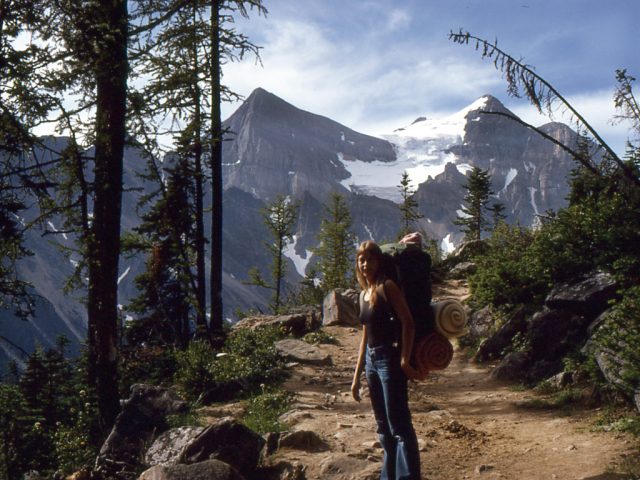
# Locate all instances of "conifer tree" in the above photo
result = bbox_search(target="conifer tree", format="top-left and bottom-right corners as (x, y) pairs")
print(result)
(126, 157), (195, 348)
(246, 195), (299, 314)
(312, 193), (355, 293)
(397, 171), (424, 237)
(489, 201), (507, 230)
(454, 166), (494, 241)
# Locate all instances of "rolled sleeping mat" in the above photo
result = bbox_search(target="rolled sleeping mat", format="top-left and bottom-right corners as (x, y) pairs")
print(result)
(432, 299), (467, 338)
(413, 331), (454, 378)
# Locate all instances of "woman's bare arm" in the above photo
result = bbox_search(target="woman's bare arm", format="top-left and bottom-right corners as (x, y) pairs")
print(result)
(384, 279), (420, 380)
(351, 325), (368, 401)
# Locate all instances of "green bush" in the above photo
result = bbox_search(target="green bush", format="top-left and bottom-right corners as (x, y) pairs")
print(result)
(241, 388), (294, 434)
(469, 223), (550, 310)
(52, 389), (98, 475)
(174, 326), (287, 401)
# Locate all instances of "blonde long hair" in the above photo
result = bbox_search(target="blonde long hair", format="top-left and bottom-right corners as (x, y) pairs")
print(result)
(355, 240), (386, 307)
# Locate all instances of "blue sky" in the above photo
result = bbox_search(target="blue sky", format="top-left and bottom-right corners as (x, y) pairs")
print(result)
(222, 0), (639, 155)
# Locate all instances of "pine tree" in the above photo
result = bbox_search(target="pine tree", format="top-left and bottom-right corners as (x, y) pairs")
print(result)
(489, 201), (507, 230)
(246, 195), (299, 314)
(312, 193), (355, 293)
(397, 171), (424, 237)
(126, 157), (195, 348)
(454, 166), (494, 241)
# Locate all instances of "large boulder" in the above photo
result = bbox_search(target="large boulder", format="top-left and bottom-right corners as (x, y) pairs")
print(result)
(466, 305), (494, 341)
(274, 339), (332, 366)
(448, 261), (477, 279)
(474, 306), (527, 362)
(179, 417), (265, 478)
(277, 430), (329, 452)
(584, 308), (638, 403)
(450, 240), (488, 262)
(144, 427), (205, 467)
(490, 350), (532, 381)
(322, 289), (359, 326)
(544, 271), (618, 316)
(138, 459), (245, 480)
(95, 385), (188, 479)
(525, 307), (591, 383)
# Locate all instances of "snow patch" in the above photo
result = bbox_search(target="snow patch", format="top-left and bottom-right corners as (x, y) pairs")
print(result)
(47, 221), (68, 240)
(502, 168), (518, 192)
(363, 224), (374, 241)
(118, 266), (131, 285)
(283, 235), (311, 277)
(441, 234), (455, 255)
(338, 97), (491, 202)
(529, 187), (540, 217)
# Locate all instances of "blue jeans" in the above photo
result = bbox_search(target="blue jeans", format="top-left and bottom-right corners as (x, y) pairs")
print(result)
(365, 344), (421, 480)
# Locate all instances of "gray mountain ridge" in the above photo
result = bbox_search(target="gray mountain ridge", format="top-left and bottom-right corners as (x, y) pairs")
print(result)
(0, 88), (579, 371)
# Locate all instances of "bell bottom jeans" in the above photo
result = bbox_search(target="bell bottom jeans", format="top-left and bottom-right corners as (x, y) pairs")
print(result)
(365, 344), (421, 480)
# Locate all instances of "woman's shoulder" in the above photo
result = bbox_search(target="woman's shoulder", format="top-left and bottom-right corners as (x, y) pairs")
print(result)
(376, 279), (399, 301)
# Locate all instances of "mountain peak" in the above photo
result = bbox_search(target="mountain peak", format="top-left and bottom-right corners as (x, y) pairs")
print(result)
(241, 87), (300, 118)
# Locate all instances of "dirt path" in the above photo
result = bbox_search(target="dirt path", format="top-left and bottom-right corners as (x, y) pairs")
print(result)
(271, 281), (638, 480)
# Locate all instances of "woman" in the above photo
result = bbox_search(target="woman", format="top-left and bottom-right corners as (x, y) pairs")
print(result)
(351, 240), (421, 480)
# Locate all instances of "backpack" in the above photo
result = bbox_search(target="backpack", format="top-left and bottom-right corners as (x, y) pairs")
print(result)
(378, 242), (435, 340)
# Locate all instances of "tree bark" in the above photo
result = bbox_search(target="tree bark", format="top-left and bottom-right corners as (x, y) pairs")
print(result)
(87, 0), (128, 432)
(209, 0), (224, 336)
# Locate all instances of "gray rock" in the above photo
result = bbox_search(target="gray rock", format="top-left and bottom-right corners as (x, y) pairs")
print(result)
(96, 385), (188, 479)
(233, 308), (320, 337)
(545, 271), (618, 316)
(278, 430), (329, 452)
(138, 459), (245, 480)
(546, 371), (574, 389)
(526, 308), (591, 382)
(179, 417), (264, 477)
(318, 453), (379, 479)
(274, 339), (332, 366)
(635, 390), (640, 413)
(467, 305), (494, 340)
(474, 306), (527, 362)
(450, 240), (488, 262)
(490, 350), (532, 381)
(448, 261), (477, 279)
(144, 427), (205, 467)
(322, 289), (359, 327)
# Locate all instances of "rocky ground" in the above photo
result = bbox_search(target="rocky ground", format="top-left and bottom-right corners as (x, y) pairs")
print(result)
(201, 280), (639, 480)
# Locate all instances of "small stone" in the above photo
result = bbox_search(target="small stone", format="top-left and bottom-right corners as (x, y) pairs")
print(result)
(475, 464), (494, 474)
(362, 440), (381, 449)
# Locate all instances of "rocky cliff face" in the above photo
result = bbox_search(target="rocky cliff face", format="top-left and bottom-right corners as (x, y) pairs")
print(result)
(222, 88), (396, 202)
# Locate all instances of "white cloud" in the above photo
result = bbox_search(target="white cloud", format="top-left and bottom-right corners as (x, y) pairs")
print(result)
(222, 17), (505, 139)
(386, 9), (411, 32)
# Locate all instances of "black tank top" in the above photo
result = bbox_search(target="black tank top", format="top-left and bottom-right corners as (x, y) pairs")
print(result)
(360, 286), (398, 348)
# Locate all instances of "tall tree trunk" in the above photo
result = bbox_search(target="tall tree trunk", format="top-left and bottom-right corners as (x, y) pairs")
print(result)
(87, 0), (128, 432)
(193, 3), (207, 335)
(209, 0), (224, 336)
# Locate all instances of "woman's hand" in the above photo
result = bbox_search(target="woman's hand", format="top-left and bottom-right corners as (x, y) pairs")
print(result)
(351, 377), (361, 402)
(401, 358), (421, 381)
